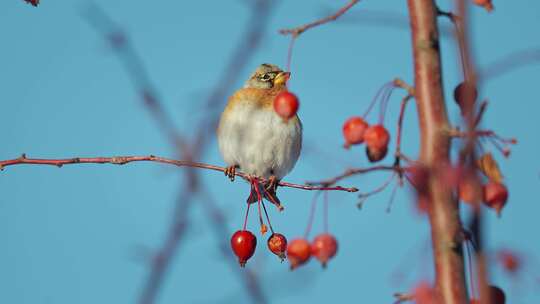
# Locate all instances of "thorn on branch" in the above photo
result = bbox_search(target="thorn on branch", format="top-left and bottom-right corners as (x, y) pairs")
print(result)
(436, 7), (459, 22)
(393, 292), (414, 303)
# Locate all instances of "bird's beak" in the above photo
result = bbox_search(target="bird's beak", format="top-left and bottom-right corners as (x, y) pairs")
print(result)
(273, 72), (291, 86)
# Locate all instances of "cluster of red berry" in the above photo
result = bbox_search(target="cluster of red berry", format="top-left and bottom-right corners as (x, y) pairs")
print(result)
(230, 230), (338, 269)
(453, 80), (510, 216)
(458, 172), (508, 216)
(342, 117), (390, 162)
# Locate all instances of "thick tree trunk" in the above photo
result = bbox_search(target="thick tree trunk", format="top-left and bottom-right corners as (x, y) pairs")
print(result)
(407, 1), (469, 303)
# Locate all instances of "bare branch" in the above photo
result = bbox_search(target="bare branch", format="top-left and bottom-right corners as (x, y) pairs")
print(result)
(0, 154), (358, 193)
(279, 0), (361, 37)
(307, 165), (400, 187)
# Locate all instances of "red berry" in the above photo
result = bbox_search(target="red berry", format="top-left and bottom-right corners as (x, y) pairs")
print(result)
(230, 230), (257, 267)
(273, 91), (299, 120)
(311, 233), (338, 268)
(406, 165), (430, 194)
(24, 0), (39, 6)
(488, 285), (506, 304)
(286, 238), (311, 270)
(496, 249), (521, 274)
(458, 170), (482, 205)
(483, 182), (508, 216)
(342, 117), (369, 147)
(412, 281), (435, 304)
(267, 233), (287, 261)
(473, 0), (494, 12)
(366, 145), (388, 162)
(454, 82), (478, 112)
(364, 124), (390, 150)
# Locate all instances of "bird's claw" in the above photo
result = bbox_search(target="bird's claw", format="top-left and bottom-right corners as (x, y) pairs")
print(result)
(265, 175), (278, 193)
(224, 165), (237, 182)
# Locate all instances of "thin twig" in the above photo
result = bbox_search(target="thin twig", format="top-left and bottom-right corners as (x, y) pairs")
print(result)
(0, 154), (358, 193)
(278, 0), (361, 71)
(279, 0), (361, 37)
(306, 165), (402, 187)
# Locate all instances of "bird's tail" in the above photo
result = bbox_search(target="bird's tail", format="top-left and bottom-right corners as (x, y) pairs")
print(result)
(246, 180), (284, 211)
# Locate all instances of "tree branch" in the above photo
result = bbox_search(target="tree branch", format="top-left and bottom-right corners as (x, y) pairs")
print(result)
(278, 0), (361, 71)
(0, 154), (358, 193)
(279, 0), (360, 37)
(407, 0), (468, 303)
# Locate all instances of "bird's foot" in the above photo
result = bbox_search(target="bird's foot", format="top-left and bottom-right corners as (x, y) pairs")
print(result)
(265, 175), (278, 192)
(224, 165), (238, 182)
(264, 176), (284, 212)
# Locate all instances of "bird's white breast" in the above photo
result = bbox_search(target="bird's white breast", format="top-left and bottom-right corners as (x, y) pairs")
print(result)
(218, 102), (302, 179)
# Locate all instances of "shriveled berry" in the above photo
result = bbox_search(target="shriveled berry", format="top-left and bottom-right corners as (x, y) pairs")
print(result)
(311, 233), (338, 268)
(267, 233), (287, 261)
(286, 238), (311, 270)
(366, 145), (388, 163)
(230, 230), (257, 267)
(364, 124), (390, 150)
(274, 91), (299, 120)
(454, 82), (478, 112)
(483, 182), (508, 216)
(24, 0), (39, 6)
(342, 117), (369, 148)
(488, 285), (506, 304)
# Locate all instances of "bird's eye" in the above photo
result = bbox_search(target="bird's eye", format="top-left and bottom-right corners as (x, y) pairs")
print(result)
(259, 72), (276, 81)
(259, 74), (271, 81)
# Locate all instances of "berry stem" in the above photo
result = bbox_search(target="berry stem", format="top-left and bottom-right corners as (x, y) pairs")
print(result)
(252, 178), (267, 234)
(465, 240), (477, 300)
(385, 182), (399, 213)
(261, 201), (275, 234)
(363, 82), (393, 119)
(395, 95), (413, 159)
(243, 202), (251, 231)
(358, 173), (396, 202)
(286, 36), (297, 73)
(304, 191), (322, 239)
(378, 84), (396, 124)
(323, 191), (329, 233)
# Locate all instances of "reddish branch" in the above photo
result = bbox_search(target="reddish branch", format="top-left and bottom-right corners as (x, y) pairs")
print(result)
(307, 165), (400, 187)
(278, 0), (361, 71)
(279, 0), (360, 37)
(407, 1), (468, 303)
(0, 154), (357, 193)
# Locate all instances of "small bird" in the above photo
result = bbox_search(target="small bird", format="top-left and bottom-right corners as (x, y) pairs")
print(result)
(217, 63), (302, 210)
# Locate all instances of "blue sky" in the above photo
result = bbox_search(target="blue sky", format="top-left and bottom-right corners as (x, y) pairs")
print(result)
(1, 0), (540, 303)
